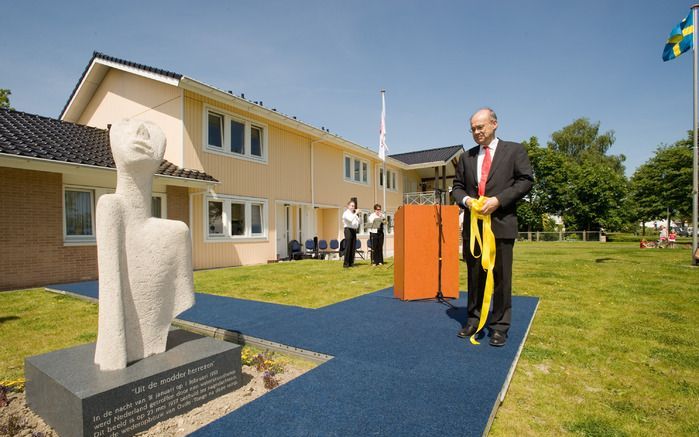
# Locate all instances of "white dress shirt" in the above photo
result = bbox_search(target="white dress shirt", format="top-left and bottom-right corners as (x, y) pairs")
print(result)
(463, 137), (499, 206)
(342, 209), (360, 229)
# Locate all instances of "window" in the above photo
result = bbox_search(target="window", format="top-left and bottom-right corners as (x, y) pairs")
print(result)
(205, 107), (268, 162)
(205, 195), (268, 240)
(251, 125), (263, 157)
(208, 112), (223, 148)
(379, 168), (398, 191)
(208, 201), (224, 236)
(230, 203), (245, 236)
(230, 119), (245, 154)
(386, 213), (394, 234)
(343, 154), (370, 185)
(65, 189), (94, 241)
(151, 195), (167, 218)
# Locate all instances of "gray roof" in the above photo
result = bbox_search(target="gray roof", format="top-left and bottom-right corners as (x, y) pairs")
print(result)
(0, 108), (218, 182)
(390, 145), (464, 165)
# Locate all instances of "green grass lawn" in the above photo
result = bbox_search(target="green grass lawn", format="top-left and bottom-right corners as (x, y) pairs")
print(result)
(1, 243), (697, 435)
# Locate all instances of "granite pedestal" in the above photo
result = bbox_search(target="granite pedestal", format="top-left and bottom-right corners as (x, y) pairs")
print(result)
(25, 330), (241, 437)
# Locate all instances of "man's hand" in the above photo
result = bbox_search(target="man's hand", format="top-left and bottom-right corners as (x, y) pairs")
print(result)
(478, 197), (500, 215)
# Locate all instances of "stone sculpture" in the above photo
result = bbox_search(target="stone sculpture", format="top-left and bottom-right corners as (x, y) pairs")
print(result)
(94, 119), (195, 371)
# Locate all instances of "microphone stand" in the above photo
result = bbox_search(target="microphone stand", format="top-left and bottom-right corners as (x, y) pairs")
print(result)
(434, 188), (455, 309)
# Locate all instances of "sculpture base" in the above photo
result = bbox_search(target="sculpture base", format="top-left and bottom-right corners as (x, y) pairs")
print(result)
(25, 329), (241, 437)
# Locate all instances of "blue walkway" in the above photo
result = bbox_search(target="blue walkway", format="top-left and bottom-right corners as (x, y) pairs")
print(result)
(48, 281), (538, 436)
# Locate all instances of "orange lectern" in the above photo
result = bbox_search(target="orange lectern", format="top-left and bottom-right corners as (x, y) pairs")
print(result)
(394, 204), (460, 300)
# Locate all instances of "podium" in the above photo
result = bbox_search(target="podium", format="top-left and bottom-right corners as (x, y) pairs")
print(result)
(394, 204), (460, 300)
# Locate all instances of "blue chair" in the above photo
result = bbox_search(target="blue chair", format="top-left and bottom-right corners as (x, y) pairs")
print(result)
(329, 239), (340, 259)
(318, 240), (329, 259)
(355, 239), (365, 260)
(304, 239), (316, 258)
(288, 240), (303, 260)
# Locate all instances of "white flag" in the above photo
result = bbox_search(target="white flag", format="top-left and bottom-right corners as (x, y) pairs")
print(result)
(379, 91), (388, 161)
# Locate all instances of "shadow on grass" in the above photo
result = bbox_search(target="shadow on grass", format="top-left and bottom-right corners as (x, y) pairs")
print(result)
(0, 316), (19, 325)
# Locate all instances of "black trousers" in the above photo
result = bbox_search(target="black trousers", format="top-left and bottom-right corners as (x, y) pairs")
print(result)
(343, 227), (357, 267)
(370, 232), (384, 264)
(464, 238), (514, 334)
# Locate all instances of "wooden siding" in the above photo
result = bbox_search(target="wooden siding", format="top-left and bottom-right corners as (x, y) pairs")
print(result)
(77, 69), (184, 166)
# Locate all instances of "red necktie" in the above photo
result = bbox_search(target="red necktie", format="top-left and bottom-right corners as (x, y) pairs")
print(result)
(478, 146), (492, 196)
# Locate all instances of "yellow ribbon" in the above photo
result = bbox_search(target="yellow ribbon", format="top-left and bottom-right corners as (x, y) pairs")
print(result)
(468, 196), (496, 345)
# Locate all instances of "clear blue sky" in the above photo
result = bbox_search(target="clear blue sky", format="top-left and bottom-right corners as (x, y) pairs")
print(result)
(0, 0), (694, 175)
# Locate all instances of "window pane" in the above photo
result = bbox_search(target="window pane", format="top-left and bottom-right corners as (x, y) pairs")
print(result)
(152, 197), (162, 218)
(230, 119), (244, 154)
(362, 162), (368, 183)
(65, 190), (93, 236)
(208, 113), (223, 148)
(231, 203), (245, 236)
(380, 168), (384, 186)
(354, 160), (360, 182)
(251, 126), (262, 157)
(251, 204), (263, 234)
(208, 201), (223, 235)
(392, 173), (397, 190)
(345, 157), (351, 178)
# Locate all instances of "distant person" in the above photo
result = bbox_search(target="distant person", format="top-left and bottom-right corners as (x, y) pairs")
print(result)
(368, 204), (385, 265)
(451, 107), (534, 347)
(342, 199), (360, 268)
(668, 230), (677, 248)
(659, 226), (668, 248)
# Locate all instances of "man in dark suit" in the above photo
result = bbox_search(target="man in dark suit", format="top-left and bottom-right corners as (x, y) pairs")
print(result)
(451, 108), (534, 346)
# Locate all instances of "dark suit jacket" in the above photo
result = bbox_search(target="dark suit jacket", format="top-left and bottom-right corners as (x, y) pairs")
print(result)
(452, 140), (534, 239)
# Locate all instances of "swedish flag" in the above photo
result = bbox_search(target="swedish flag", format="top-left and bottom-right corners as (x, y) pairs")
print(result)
(663, 11), (694, 61)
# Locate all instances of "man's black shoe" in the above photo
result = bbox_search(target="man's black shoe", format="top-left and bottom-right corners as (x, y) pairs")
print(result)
(489, 331), (507, 347)
(457, 325), (477, 338)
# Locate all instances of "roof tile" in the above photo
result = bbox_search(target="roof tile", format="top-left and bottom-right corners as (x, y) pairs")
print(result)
(0, 108), (218, 183)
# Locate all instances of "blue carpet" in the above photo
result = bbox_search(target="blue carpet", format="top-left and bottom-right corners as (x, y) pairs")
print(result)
(47, 282), (538, 436)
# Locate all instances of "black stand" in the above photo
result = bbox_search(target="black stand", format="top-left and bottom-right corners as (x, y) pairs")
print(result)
(435, 188), (456, 309)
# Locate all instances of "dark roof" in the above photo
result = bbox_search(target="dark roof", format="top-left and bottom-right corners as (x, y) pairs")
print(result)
(60, 51), (183, 119)
(0, 108), (218, 183)
(389, 145), (464, 165)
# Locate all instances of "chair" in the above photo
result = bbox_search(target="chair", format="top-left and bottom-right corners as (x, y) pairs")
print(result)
(318, 240), (329, 259)
(304, 239), (316, 258)
(288, 240), (303, 260)
(355, 239), (365, 260)
(366, 237), (373, 260)
(329, 239), (340, 259)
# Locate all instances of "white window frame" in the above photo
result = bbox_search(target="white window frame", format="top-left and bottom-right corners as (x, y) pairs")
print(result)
(357, 210), (371, 236)
(205, 194), (269, 242)
(379, 168), (399, 192)
(63, 186), (115, 245)
(203, 105), (269, 163)
(385, 211), (395, 235)
(343, 153), (370, 185)
(151, 193), (168, 218)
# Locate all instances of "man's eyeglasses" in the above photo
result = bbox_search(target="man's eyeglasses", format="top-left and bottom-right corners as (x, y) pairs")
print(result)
(469, 124), (487, 133)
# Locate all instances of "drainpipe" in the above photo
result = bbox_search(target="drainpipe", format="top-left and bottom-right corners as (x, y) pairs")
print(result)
(310, 136), (328, 234)
(188, 187), (213, 245)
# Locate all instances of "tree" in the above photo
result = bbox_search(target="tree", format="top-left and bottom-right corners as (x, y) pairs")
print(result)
(0, 89), (12, 110)
(630, 132), (693, 226)
(520, 119), (631, 231)
(548, 117), (625, 173)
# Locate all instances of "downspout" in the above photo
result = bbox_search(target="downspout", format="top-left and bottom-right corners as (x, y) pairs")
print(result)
(310, 136), (327, 234)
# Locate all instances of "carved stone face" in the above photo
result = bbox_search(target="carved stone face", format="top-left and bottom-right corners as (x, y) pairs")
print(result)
(110, 119), (166, 173)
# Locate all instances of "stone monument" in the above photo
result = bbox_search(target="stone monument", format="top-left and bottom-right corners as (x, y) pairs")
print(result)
(94, 119), (195, 370)
(25, 120), (242, 437)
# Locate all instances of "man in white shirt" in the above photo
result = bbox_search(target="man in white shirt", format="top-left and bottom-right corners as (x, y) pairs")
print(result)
(342, 199), (360, 267)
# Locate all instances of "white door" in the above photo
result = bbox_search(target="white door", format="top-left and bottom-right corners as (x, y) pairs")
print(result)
(276, 204), (289, 259)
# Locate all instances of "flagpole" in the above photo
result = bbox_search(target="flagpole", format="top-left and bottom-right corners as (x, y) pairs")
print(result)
(382, 91), (387, 212)
(693, 4), (699, 265)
